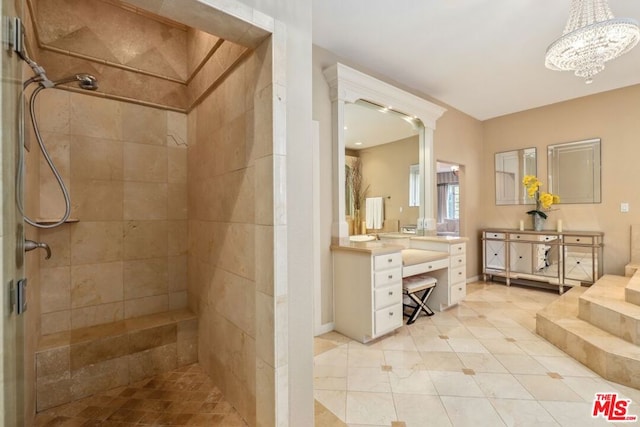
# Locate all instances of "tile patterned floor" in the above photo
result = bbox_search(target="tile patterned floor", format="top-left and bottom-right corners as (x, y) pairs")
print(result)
(34, 364), (247, 426)
(314, 281), (640, 427)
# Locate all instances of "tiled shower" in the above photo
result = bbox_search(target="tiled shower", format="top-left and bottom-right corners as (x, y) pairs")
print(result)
(22, 0), (274, 425)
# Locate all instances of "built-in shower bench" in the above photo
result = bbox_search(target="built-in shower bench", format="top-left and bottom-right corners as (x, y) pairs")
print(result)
(34, 308), (198, 412)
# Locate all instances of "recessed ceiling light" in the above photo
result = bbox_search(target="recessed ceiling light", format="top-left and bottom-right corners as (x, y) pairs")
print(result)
(354, 141), (363, 146)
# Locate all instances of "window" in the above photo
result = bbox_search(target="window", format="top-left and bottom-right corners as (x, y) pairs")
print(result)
(447, 184), (459, 219)
(409, 164), (420, 207)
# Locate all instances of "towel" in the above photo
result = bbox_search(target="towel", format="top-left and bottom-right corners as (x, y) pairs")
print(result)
(365, 197), (384, 229)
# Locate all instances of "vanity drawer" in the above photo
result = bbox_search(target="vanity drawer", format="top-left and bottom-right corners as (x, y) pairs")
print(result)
(564, 235), (593, 245)
(374, 268), (402, 288)
(374, 285), (402, 310)
(450, 266), (466, 284)
(374, 252), (402, 270)
(403, 257), (449, 277)
(374, 303), (403, 336)
(484, 232), (505, 240)
(450, 243), (466, 255)
(450, 282), (466, 304)
(451, 254), (466, 268)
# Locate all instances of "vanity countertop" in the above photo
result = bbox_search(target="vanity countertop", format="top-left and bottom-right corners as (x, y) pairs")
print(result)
(410, 235), (469, 244)
(330, 241), (405, 255)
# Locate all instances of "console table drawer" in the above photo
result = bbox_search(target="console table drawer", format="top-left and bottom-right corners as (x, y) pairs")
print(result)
(564, 235), (593, 245)
(375, 303), (402, 335)
(374, 253), (402, 270)
(374, 268), (402, 288)
(374, 285), (402, 310)
(484, 232), (505, 239)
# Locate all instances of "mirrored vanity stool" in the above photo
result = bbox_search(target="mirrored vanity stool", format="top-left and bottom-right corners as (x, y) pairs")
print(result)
(482, 228), (603, 293)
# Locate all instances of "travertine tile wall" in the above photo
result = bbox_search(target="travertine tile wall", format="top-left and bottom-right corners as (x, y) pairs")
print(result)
(27, 0), (248, 111)
(36, 90), (188, 334)
(187, 37), (273, 427)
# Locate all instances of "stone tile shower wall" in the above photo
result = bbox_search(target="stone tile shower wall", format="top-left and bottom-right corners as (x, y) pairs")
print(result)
(187, 38), (274, 427)
(37, 90), (188, 334)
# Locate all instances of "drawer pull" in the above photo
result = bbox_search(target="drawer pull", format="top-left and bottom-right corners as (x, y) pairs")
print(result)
(388, 258), (393, 263)
(458, 287), (463, 291)
(458, 272), (462, 276)
(494, 253), (498, 256)
(516, 236), (520, 239)
(458, 259), (463, 263)
(388, 274), (393, 279)
(388, 291), (393, 296)
(576, 238), (581, 242)
(389, 311), (394, 316)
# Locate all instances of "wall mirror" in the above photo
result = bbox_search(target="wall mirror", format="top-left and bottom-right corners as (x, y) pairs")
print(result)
(495, 148), (537, 205)
(344, 100), (421, 234)
(323, 63), (446, 240)
(548, 138), (601, 204)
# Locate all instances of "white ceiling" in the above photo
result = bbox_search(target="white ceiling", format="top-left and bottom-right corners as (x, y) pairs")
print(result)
(312, 1), (640, 121)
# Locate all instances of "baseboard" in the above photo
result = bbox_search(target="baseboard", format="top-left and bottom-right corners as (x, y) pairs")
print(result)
(314, 322), (334, 336)
(467, 275), (481, 283)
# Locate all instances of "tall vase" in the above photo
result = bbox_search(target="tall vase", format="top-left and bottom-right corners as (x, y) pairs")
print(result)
(353, 209), (361, 235)
(533, 214), (545, 231)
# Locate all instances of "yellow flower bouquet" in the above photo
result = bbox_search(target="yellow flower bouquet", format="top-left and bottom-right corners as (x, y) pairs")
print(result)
(523, 175), (559, 229)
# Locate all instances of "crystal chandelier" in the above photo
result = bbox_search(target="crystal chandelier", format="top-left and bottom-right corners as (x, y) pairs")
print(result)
(545, 0), (640, 83)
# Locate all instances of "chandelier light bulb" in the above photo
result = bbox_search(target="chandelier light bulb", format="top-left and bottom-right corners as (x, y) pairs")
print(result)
(545, 0), (640, 83)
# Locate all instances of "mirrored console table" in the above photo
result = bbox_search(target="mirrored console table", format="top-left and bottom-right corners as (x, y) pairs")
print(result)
(481, 228), (603, 293)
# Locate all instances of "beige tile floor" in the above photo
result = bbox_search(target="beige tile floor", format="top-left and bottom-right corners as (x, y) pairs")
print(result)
(34, 364), (247, 426)
(314, 281), (640, 427)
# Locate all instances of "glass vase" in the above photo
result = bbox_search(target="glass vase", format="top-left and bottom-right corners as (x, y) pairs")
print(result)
(533, 214), (545, 231)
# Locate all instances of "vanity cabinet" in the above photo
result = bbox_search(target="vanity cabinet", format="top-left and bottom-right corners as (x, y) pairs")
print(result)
(332, 249), (403, 343)
(482, 229), (603, 292)
(410, 238), (467, 310)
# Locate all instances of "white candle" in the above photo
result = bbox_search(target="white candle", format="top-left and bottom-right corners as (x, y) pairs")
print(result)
(519, 220), (524, 231)
(557, 219), (563, 232)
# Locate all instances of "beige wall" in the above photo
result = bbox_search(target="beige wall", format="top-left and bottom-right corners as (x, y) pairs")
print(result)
(187, 39), (272, 427)
(359, 136), (420, 228)
(483, 84), (640, 275)
(34, 90), (188, 335)
(28, 0), (247, 112)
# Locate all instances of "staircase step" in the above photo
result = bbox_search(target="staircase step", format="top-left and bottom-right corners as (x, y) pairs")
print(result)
(537, 286), (640, 390)
(625, 272), (640, 305)
(577, 275), (640, 344)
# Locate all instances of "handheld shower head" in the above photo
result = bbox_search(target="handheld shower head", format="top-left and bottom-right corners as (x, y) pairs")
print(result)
(52, 74), (99, 91)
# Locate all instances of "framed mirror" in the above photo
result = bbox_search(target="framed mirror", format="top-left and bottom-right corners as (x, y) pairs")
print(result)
(548, 138), (601, 204)
(343, 100), (421, 234)
(495, 148), (537, 205)
(323, 63), (446, 240)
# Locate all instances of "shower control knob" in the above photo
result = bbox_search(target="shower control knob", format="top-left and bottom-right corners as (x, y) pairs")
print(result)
(24, 240), (51, 259)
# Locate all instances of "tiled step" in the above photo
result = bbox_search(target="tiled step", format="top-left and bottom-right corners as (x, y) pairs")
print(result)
(537, 286), (640, 389)
(577, 275), (640, 344)
(625, 272), (640, 305)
